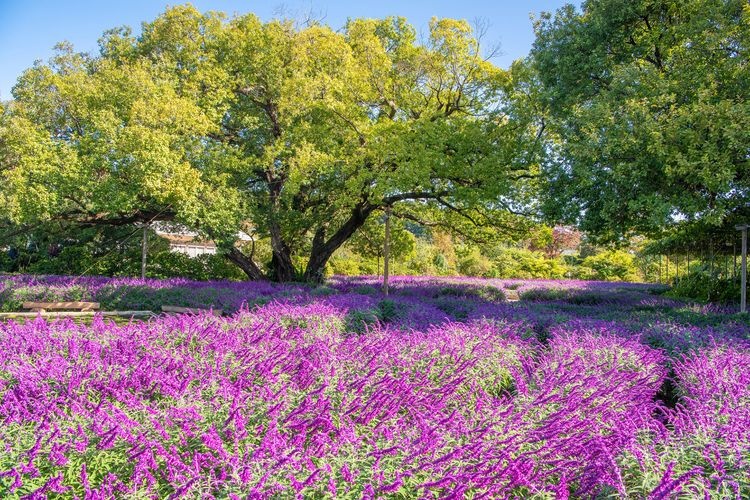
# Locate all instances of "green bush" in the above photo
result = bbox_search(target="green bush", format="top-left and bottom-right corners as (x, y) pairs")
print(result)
(376, 299), (406, 323)
(667, 272), (740, 304)
(576, 250), (640, 281)
(328, 256), (362, 276)
(146, 252), (246, 281)
(344, 309), (381, 334)
(309, 285), (337, 296)
(492, 248), (568, 279)
(457, 247), (495, 277)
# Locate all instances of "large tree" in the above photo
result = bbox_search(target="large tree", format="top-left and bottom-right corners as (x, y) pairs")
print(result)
(1, 6), (541, 282)
(530, 0), (750, 242)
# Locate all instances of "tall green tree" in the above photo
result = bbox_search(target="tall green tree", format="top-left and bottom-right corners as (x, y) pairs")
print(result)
(531, 0), (750, 242)
(1, 6), (541, 282)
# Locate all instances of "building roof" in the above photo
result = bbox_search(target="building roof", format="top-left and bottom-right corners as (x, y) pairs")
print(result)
(157, 233), (216, 248)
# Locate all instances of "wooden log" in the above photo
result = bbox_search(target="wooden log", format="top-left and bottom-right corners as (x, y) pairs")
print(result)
(161, 305), (223, 316)
(22, 301), (100, 311)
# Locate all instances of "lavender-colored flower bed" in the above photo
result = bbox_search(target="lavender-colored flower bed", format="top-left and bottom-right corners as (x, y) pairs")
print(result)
(0, 274), (748, 497)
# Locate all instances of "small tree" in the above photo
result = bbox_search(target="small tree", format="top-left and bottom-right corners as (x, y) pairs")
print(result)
(349, 214), (416, 275)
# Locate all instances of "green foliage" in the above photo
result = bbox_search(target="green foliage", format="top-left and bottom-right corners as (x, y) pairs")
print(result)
(0, 224), (244, 281)
(492, 248), (568, 279)
(430, 284), (505, 319)
(1, 225), (165, 277)
(667, 272), (741, 304)
(376, 299), (405, 323)
(576, 250), (640, 282)
(434, 285), (506, 303)
(96, 284), (223, 312)
(456, 246), (495, 277)
(309, 285), (337, 297)
(432, 296), (473, 320)
(349, 215), (416, 263)
(0, 7), (543, 282)
(351, 285), (379, 295)
(0, 284), (89, 312)
(146, 252), (246, 281)
(531, 0), (750, 241)
(327, 247), (367, 277)
(519, 288), (568, 302)
(326, 231), (654, 283)
(403, 239), (451, 276)
(344, 309), (381, 335)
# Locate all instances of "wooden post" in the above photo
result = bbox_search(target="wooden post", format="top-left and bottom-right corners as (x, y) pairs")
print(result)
(141, 224), (148, 280)
(382, 206), (391, 296)
(737, 225), (748, 313)
(742, 229), (747, 313)
(725, 253), (729, 278)
(658, 254), (662, 284)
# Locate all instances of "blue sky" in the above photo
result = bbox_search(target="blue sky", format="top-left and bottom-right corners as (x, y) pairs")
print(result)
(0, 0), (571, 99)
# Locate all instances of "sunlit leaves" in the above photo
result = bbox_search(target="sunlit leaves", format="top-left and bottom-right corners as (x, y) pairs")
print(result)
(531, 0), (750, 240)
(1, 6), (542, 279)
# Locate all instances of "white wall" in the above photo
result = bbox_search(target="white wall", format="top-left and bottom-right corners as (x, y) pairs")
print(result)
(170, 244), (217, 257)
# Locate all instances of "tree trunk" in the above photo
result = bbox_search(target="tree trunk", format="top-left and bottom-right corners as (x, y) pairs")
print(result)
(382, 205), (391, 295)
(268, 221), (296, 282)
(266, 172), (296, 281)
(302, 203), (375, 283)
(271, 250), (296, 282)
(227, 247), (266, 281)
(141, 224), (148, 279)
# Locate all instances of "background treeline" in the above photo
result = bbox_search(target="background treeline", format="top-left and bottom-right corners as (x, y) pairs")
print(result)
(0, 224), (246, 281)
(329, 224), (647, 282)
(1, 221), (743, 303)
(0, 222), (644, 282)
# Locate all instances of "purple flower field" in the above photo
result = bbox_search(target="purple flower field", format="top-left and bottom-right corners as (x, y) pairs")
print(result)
(0, 274), (748, 498)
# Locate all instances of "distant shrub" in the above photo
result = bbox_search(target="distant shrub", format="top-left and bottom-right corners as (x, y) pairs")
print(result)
(434, 284), (505, 303)
(310, 285), (337, 296)
(667, 272), (740, 304)
(376, 299), (406, 323)
(434, 286), (464, 298)
(492, 248), (568, 279)
(576, 250), (640, 282)
(457, 248), (495, 277)
(146, 252), (246, 281)
(352, 285), (379, 295)
(432, 296), (474, 319)
(328, 254), (362, 276)
(474, 285), (506, 302)
(344, 309), (380, 334)
(432, 253), (449, 272)
(565, 291), (608, 305)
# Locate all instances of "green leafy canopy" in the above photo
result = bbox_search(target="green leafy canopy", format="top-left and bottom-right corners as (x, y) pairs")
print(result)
(1, 5), (543, 282)
(530, 0), (750, 243)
